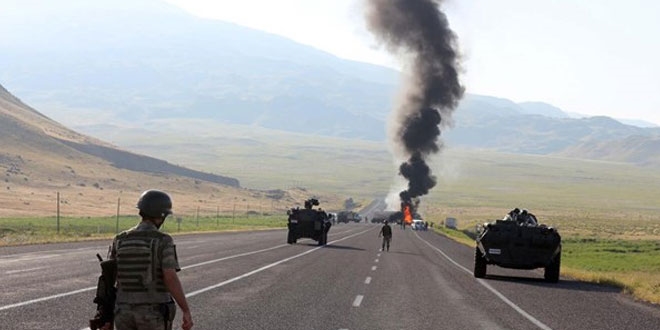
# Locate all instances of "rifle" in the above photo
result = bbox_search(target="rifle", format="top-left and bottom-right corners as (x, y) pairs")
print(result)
(89, 254), (117, 330)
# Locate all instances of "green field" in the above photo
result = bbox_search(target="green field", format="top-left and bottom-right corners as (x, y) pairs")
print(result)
(0, 215), (286, 246)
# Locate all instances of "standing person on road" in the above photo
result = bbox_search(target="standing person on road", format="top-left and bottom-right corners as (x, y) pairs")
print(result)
(378, 220), (393, 252)
(102, 189), (193, 330)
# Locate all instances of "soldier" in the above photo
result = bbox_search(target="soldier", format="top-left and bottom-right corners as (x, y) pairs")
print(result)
(504, 208), (521, 222)
(102, 189), (193, 330)
(518, 209), (538, 226)
(378, 220), (393, 252)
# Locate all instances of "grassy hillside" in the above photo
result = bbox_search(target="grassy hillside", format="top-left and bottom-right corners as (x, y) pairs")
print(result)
(0, 84), (343, 217)
(95, 120), (660, 236)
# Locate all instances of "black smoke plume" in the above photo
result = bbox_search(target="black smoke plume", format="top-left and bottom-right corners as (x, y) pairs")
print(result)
(365, 0), (464, 208)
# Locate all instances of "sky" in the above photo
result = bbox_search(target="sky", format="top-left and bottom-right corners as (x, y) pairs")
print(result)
(164, 0), (660, 125)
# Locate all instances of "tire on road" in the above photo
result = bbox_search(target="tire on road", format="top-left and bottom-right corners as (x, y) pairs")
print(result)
(544, 249), (561, 283)
(317, 232), (327, 246)
(474, 247), (487, 278)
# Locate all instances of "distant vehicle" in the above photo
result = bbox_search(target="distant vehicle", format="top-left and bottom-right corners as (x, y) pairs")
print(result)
(327, 212), (337, 224)
(411, 219), (425, 230)
(444, 217), (457, 229)
(474, 208), (562, 282)
(371, 211), (403, 224)
(286, 198), (332, 245)
(336, 211), (361, 223)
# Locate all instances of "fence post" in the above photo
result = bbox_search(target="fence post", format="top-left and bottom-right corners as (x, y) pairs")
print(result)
(116, 196), (121, 234)
(56, 191), (60, 234)
(196, 207), (199, 227)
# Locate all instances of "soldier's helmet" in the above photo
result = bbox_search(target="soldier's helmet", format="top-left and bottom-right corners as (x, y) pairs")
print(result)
(137, 189), (173, 218)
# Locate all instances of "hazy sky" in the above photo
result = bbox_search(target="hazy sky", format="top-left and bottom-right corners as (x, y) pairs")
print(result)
(165, 0), (660, 125)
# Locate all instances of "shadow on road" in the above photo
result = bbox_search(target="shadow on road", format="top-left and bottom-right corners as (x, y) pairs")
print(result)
(384, 250), (421, 257)
(484, 274), (621, 294)
(324, 244), (365, 251)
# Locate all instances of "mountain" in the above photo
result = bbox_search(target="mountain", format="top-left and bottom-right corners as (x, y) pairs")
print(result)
(445, 95), (660, 155)
(3, 0), (660, 166)
(559, 135), (660, 165)
(0, 0), (397, 140)
(518, 102), (569, 118)
(0, 83), (267, 216)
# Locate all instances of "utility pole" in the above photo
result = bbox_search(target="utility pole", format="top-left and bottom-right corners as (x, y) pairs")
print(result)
(56, 191), (60, 234)
(116, 195), (121, 234)
(232, 198), (236, 223)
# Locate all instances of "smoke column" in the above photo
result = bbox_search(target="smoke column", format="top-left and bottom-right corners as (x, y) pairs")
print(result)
(365, 0), (464, 207)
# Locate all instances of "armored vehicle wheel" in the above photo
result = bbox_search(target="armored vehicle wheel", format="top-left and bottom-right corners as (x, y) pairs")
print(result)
(544, 250), (561, 283)
(474, 247), (487, 278)
(317, 232), (326, 246)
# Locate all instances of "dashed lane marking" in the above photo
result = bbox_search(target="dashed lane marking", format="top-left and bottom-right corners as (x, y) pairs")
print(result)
(365, 277), (372, 284)
(371, 266), (377, 271)
(186, 228), (374, 297)
(2, 227), (377, 313)
(352, 295), (364, 307)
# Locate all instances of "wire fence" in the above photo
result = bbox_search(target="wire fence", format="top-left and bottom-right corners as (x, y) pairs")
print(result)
(0, 191), (289, 246)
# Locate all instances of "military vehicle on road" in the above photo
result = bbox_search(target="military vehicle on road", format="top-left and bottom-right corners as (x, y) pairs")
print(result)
(336, 211), (361, 223)
(474, 208), (562, 282)
(287, 198), (332, 245)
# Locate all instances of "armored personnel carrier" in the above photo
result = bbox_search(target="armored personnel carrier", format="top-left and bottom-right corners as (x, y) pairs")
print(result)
(474, 208), (562, 282)
(287, 198), (332, 245)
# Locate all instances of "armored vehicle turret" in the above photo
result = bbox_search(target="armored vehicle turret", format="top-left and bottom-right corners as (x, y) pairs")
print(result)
(474, 208), (562, 282)
(287, 198), (332, 245)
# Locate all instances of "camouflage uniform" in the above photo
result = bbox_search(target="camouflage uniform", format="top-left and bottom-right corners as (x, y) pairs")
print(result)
(109, 221), (179, 330)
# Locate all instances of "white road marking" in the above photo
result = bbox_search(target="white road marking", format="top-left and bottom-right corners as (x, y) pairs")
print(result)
(1, 227), (376, 313)
(0, 254), (61, 265)
(182, 244), (289, 269)
(374, 259), (379, 263)
(377, 253), (381, 257)
(5, 266), (48, 275)
(186, 228), (373, 297)
(365, 277), (372, 284)
(414, 232), (554, 330)
(371, 266), (377, 271)
(0, 247), (97, 260)
(0, 287), (96, 312)
(352, 295), (364, 307)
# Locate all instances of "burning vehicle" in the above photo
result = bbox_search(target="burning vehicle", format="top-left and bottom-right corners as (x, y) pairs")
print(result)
(474, 208), (562, 282)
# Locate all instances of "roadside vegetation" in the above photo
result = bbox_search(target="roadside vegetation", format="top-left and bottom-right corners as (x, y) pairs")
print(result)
(0, 215), (286, 246)
(2, 142), (659, 305)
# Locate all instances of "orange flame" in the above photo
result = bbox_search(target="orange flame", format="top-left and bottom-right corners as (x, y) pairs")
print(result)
(403, 205), (413, 224)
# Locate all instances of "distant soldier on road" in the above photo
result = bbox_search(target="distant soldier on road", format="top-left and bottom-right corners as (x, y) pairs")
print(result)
(378, 220), (393, 252)
(102, 189), (193, 330)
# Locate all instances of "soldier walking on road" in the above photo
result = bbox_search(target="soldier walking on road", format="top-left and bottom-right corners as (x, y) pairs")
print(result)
(102, 189), (193, 330)
(378, 220), (393, 252)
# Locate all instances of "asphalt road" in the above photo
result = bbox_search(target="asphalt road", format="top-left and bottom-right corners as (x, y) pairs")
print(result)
(1, 223), (659, 330)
